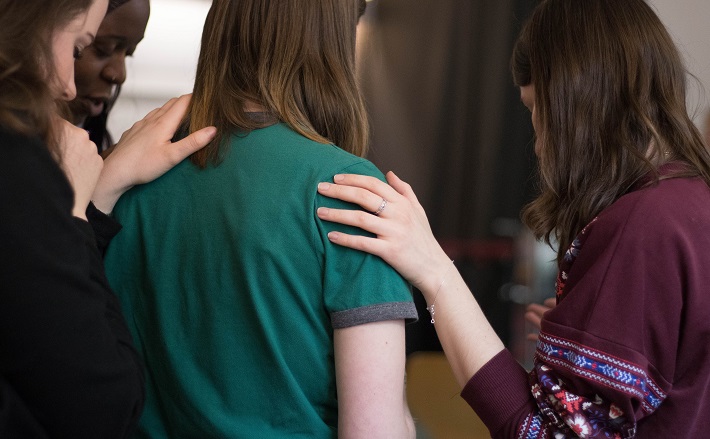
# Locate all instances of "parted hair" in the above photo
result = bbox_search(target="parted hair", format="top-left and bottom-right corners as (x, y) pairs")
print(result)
(512, 0), (710, 263)
(188, 0), (369, 167)
(0, 0), (93, 153)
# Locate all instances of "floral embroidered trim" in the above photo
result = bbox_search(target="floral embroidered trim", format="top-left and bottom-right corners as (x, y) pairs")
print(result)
(536, 333), (667, 414)
(556, 217), (598, 301)
(517, 412), (548, 439)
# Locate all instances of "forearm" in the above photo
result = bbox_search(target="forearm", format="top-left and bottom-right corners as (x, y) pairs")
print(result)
(91, 155), (131, 214)
(419, 264), (505, 388)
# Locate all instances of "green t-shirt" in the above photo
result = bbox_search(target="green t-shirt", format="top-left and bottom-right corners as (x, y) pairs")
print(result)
(104, 123), (417, 438)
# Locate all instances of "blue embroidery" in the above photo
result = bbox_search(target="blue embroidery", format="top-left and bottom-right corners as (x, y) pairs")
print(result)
(518, 412), (547, 439)
(537, 334), (666, 414)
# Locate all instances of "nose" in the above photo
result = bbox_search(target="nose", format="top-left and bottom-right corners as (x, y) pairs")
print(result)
(102, 53), (127, 85)
(61, 74), (77, 101)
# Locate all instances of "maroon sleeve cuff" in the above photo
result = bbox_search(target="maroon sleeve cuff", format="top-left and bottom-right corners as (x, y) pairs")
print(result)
(460, 349), (537, 437)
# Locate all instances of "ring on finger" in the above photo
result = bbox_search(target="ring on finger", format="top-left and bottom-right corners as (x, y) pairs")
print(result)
(372, 198), (387, 216)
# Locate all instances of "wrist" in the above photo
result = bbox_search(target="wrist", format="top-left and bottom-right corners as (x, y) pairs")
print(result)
(424, 259), (455, 324)
(417, 252), (456, 296)
(92, 157), (132, 214)
(72, 206), (89, 221)
(91, 178), (129, 214)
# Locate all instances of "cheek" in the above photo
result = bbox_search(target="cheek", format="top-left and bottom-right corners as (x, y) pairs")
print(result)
(73, 57), (102, 90)
(54, 53), (76, 100)
(51, 36), (77, 99)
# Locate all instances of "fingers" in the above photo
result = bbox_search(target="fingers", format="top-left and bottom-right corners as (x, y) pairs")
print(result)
(385, 171), (428, 218)
(317, 182), (386, 213)
(317, 206), (385, 236)
(333, 174), (401, 201)
(325, 230), (388, 258)
(526, 333), (540, 342)
(139, 94), (189, 128)
(156, 94), (191, 125)
(149, 94), (183, 120)
(543, 297), (556, 308)
(169, 126), (217, 163)
(526, 302), (550, 316)
(385, 171), (415, 200)
(524, 310), (543, 328)
(318, 173), (403, 214)
(141, 106), (164, 121)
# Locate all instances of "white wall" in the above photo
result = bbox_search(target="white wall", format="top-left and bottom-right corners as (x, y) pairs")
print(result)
(109, 0), (710, 137)
(107, 0), (209, 136)
(648, 0), (710, 131)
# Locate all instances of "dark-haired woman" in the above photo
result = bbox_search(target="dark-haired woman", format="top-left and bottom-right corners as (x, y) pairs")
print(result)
(316, 0), (710, 437)
(69, 0), (150, 152)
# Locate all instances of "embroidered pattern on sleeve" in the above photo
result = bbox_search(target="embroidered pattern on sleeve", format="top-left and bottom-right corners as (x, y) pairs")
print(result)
(556, 217), (597, 302)
(519, 216), (669, 438)
(517, 412), (548, 439)
(526, 333), (668, 438)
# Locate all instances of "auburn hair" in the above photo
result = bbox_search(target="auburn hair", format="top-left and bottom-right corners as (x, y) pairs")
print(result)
(188, 0), (369, 167)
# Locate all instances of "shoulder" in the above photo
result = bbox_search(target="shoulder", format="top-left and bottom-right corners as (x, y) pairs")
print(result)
(559, 176), (710, 299)
(1, 126), (46, 159)
(593, 176), (710, 239)
(0, 126), (70, 197)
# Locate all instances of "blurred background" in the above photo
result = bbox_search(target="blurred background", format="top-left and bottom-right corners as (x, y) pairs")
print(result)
(109, 0), (710, 437)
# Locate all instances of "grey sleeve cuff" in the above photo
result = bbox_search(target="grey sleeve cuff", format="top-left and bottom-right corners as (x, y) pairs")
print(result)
(331, 302), (418, 329)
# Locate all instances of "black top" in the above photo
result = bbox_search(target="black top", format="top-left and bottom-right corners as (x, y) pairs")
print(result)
(0, 127), (143, 438)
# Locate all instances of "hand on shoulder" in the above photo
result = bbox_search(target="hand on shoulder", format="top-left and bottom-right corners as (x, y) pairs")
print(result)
(92, 94), (217, 214)
(317, 171), (452, 295)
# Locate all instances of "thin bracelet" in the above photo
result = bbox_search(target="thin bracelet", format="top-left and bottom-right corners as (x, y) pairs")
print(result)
(426, 259), (455, 324)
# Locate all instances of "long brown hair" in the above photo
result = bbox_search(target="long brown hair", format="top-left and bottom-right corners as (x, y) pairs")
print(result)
(0, 0), (93, 153)
(188, 0), (369, 167)
(512, 0), (710, 263)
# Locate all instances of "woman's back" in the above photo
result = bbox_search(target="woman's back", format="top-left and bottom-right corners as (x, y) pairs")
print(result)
(104, 123), (416, 438)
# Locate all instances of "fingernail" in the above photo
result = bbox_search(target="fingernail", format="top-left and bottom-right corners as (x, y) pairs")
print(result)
(318, 182), (331, 191)
(328, 232), (340, 241)
(317, 207), (330, 216)
(334, 174), (344, 182)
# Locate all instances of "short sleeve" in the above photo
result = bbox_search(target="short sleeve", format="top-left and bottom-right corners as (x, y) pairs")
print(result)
(315, 160), (418, 329)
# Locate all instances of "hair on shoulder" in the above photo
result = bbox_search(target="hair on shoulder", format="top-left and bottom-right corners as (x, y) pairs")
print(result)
(511, 0), (710, 262)
(188, 0), (369, 167)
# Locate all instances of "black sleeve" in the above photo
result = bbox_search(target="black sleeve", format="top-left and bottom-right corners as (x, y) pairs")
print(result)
(0, 129), (144, 438)
(86, 202), (122, 256)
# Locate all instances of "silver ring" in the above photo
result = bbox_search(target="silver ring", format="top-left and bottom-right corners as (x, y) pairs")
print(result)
(373, 198), (387, 216)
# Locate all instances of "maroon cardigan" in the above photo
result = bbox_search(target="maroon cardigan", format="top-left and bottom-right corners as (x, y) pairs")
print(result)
(462, 168), (710, 438)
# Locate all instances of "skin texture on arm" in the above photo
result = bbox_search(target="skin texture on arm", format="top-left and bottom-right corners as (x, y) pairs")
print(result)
(334, 319), (415, 439)
(91, 94), (216, 213)
(318, 172), (505, 387)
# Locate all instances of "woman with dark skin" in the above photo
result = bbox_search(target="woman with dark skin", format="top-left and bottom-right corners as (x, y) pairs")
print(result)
(316, 0), (710, 437)
(0, 0), (214, 436)
(69, 0), (150, 151)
